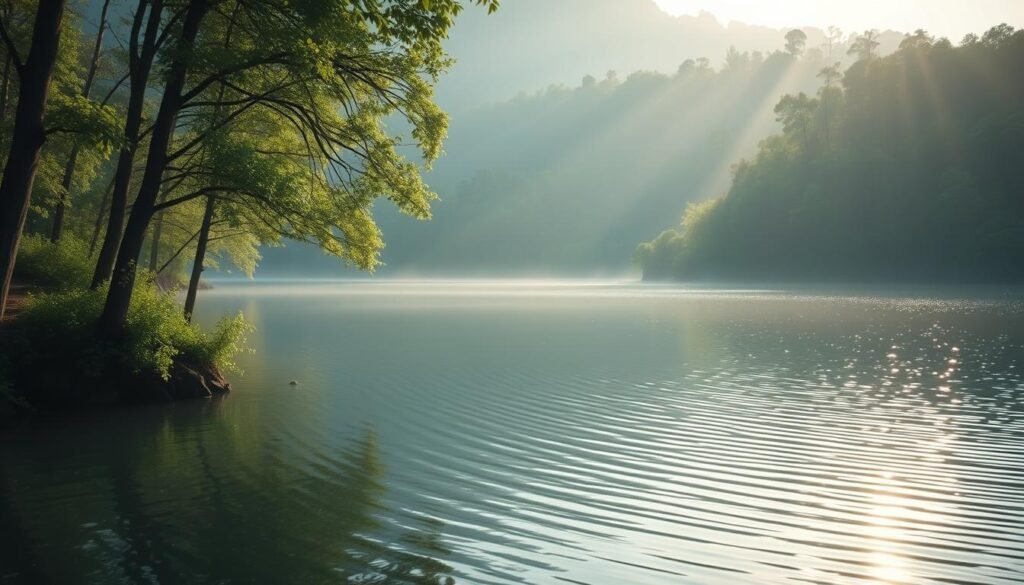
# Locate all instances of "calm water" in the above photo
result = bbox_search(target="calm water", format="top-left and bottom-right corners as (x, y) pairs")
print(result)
(3, 281), (1024, 584)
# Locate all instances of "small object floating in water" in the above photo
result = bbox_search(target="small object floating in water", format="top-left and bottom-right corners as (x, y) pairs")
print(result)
(288, 380), (299, 386)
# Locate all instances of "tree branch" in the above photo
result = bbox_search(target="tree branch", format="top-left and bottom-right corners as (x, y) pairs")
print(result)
(0, 20), (24, 74)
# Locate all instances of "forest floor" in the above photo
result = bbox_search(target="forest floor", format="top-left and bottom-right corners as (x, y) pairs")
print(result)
(3, 282), (33, 320)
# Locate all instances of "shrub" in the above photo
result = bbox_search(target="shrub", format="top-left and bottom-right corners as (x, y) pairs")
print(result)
(14, 234), (93, 289)
(7, 278), (250, 387)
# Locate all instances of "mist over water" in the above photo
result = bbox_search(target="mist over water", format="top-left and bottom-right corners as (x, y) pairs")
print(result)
(4, 281), (1023, 584)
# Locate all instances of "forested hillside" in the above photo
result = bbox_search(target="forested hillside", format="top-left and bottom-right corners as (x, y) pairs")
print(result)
(638, 26), (1024, 282)
(366, 40), (848, 274)
(259, 2), (907, 276)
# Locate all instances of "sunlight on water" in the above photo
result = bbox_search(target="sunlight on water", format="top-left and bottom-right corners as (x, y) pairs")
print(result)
(3, 281), (1024, 584)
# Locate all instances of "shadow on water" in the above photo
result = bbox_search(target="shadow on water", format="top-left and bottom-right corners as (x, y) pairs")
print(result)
(0, 399), (456, 585)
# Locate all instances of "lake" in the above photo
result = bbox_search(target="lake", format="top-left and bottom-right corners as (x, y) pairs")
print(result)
(2, 281), (1024, 584)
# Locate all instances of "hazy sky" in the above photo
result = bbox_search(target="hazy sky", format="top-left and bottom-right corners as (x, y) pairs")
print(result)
(653, 0), (1024, 40)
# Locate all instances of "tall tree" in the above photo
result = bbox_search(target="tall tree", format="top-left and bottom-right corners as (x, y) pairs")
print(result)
(824, 26), (843, 59)
(97, 0), (500, 335)
(0, 0), (66, 321)
(817, 62), (842, 149)
(91, 0), (167, 289)
(849, 30), (881, 61)
(98, 0), (211, 335)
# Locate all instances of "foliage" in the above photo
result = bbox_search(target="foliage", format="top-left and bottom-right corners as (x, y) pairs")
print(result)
(638, 25), (1024, 283)
(8, 278), (249, 382)
(45, 92), (122, 152)
(13, 234), (93, 289)
(0, 6), (113, 216)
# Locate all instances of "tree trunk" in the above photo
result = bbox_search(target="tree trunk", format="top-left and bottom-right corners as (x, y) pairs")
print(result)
(89, 177), (114, 256)
(0, 0), (67, 322)
(50, 0), (110, 244)
(822, 95), (831, 151)
(49, 145), (78, 242)
(147, 188), (168, 272)
(0, 54), (11, 126)
(91, 0), (163, 288)
(98, 0), (210, 336)
(184, 196), (214, 322)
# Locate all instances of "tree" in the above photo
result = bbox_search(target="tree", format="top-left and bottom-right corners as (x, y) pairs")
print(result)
(638, 25), (1024, 283)
(774, 92), (816, 153)
(50, 0), (112, 243)
(724, 46), (750, 73)
(785, 29), (807, 57)
(981, 23), (1016, 46)
(817, 62), (842, 149)
(91, 0), (173, 289)
(899, 29), (934, 51)
(0, 0), (66, 321)
(824, 26), (843, 59)
(97, 0), (212, 334)
(848, 30), (880, 61)
(96, 0), (500, 336)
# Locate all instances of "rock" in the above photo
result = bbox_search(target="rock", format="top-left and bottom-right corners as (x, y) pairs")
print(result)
(128, 358), (231, 403)
(288, 380), (299, 386)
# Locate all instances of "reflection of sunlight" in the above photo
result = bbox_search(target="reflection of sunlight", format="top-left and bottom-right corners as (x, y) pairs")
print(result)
(870, 552), (912, 583)
(864, 482), (915, 584)
(860, 402), (959, 585)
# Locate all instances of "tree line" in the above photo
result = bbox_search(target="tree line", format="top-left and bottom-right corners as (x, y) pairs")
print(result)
(638, 25), (1024, 283)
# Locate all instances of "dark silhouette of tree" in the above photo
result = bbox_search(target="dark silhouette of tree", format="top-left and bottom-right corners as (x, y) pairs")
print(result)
(785, 29), (808, 57)
(899, 29), (935, 50)
(848, 30), (881, 60)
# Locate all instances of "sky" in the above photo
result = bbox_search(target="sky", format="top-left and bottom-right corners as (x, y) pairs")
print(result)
(652, 0), (1024, 41)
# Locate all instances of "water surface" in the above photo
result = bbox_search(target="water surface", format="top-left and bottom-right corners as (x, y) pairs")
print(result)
(3, 281), (1024, 584)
